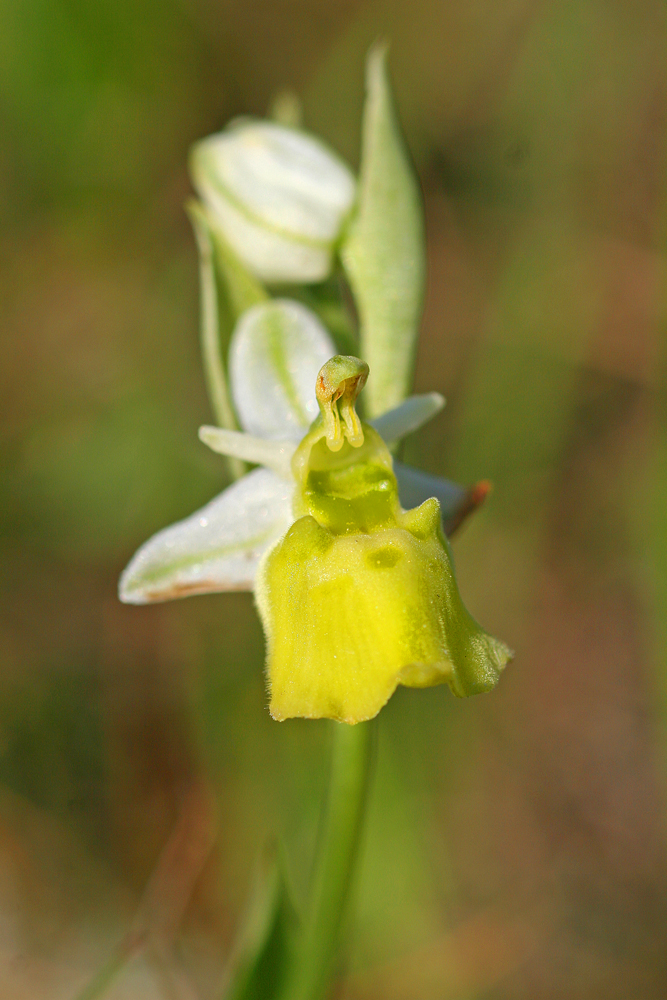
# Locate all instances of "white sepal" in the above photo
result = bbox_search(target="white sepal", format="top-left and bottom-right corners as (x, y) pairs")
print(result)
(119, 468), (295, 604)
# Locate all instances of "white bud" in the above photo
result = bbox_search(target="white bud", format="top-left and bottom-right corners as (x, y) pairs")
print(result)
(190, 120), (356, 284)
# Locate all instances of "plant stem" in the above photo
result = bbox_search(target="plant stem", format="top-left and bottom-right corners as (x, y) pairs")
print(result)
(282, 719), (376, 1000)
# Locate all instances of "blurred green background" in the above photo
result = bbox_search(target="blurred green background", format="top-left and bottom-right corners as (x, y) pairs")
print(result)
(2, 0), (667, 997)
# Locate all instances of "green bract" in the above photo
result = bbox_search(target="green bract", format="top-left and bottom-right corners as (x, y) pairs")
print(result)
(341, 44), (425, 418)
(256, 358), (511, 724)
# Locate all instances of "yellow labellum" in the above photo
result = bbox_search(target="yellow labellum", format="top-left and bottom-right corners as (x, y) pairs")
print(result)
(255, 357), (512, 723)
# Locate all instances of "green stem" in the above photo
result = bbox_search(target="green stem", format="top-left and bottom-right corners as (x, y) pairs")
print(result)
(283, 719), (376, 1000)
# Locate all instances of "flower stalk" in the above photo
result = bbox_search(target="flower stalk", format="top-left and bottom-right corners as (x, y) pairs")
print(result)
(280, 720), (375, 1000)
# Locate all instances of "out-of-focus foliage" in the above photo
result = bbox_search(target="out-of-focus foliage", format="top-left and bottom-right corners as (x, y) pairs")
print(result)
(1, 1), (667, 998)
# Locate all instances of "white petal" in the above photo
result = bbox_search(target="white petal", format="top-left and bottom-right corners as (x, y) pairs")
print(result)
(371, 393), (445, 444)
(394, 462), (466, 524)
(119, 468), (294, 604)
(199, 426), (296, 479)
(230, 299), (335, 441)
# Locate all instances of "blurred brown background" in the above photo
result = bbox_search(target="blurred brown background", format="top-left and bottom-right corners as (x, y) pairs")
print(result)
(1, 0), (667, 997)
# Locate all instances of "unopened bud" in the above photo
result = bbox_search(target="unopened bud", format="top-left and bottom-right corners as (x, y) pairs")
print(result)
(190, 120), (356, 284)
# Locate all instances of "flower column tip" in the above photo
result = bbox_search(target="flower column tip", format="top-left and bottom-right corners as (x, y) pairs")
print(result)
(315, 356), (369, 452)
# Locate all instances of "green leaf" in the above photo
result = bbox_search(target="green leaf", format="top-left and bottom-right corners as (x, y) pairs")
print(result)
(341, 43), (425, 419)
(221, 851), (298, 1000)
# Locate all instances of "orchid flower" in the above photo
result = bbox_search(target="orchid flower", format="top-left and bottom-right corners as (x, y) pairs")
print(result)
(119, 298), (509, 723)
(257, 354), (511, 724)
(119, 298), (479, 607)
